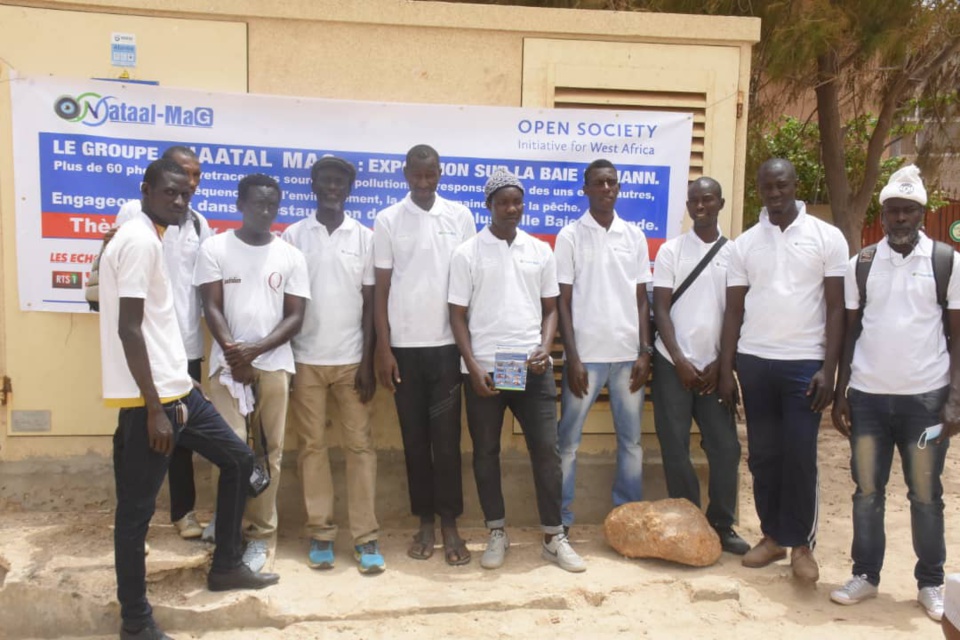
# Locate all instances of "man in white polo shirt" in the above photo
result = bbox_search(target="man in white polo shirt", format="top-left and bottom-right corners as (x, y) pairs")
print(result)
(555, 159), (650, 534)
(830, 166), (960, 621)
(114, 145), (214, 540)
(718, 158), (848, 582)
(449, 168), (585, 573)
(195, 173), (310, 574)
(652, 177), (748, 555)
(373, 144), (476, 565)
(283, 157), (384, 575)
(102, 159), (277, 640)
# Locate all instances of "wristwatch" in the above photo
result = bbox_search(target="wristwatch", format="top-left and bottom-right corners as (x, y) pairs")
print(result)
(640, 345), (654, 356)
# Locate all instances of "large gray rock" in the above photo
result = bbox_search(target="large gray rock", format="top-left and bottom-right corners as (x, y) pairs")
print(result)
(603, 498), (722, 567)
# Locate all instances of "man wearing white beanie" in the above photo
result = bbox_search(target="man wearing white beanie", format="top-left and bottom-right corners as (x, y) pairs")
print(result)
(831, 165), (960, 622)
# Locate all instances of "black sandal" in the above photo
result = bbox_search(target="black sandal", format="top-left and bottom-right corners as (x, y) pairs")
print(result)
(407, 529), (435, 560)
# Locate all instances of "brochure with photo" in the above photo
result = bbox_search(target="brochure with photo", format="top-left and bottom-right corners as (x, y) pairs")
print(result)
(494, 345), (529, 391)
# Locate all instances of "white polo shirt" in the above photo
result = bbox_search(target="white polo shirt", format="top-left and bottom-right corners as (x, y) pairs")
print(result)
(727, 203), (849, 360)
(194, 231), (311, 375)
(554, 211), (653, 363)
(117, 200), (214, 360)
(99, 211), (193, 406)
(653, 230), (731, 370)
(845, 232), (960, 395)
(374, 193), (476, 347)
(448, 227), (559, 373)
(282, 215), (375, 366)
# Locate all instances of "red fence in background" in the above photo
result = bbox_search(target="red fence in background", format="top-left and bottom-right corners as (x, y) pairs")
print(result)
(862, 202), (960, 249)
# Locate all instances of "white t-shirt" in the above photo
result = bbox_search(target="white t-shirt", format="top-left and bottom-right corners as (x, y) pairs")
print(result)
(653, 230), (731, 370)
(845, 233), (960, 395)
(374, 193), (476, 347)
(727, 203), (849, 360)
(554, 211), (652, 363)
(448, 227), (559, 373)
(116, 200), (214, 359)
(99, 211), (193, 405)
(282, 215), (375, 366)
(193, 231), (310, 375)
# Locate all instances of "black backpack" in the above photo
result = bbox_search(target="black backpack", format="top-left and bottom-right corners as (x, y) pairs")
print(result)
(853, 239), (954, 344)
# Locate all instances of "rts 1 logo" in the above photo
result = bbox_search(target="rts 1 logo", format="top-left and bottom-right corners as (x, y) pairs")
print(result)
(52, 271), (83, 289)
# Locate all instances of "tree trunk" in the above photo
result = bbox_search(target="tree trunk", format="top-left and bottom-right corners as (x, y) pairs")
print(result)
(815, 50), (858, 254)
(831, 201), (864, 253)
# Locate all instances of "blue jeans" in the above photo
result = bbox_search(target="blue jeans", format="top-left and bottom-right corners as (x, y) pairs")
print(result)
(847, 387), (949, 589)
(558, 361), (643, 527)
(651, 351), (740, 529)
(736, 353), (822, 548)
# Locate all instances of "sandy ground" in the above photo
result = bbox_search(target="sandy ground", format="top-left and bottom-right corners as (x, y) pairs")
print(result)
(2, 420), (958, 640)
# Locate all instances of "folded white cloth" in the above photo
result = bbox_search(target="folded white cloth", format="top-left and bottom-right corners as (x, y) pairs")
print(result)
(946, 573), (960, 628)
(217, 368), (255, 417)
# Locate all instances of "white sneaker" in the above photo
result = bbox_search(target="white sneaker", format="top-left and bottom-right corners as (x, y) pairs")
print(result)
(480, 529), (509, 569)
(919, 585), (944, 621)
(830, 575), (878, 605)
(542, 533), (586, 573)
(201, 516), (216, 543)
(242, 539), (269, 573)
(173, 511), (203, 539)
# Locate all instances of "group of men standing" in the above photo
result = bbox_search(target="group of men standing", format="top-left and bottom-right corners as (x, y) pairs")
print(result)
(99, 142), (957, 639)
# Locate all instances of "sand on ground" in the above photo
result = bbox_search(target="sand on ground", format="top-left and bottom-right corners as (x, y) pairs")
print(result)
(1, 419), (956, 639)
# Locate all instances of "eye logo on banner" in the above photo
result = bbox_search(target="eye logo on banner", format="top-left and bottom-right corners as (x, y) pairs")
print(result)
(54, 93), (105, 125)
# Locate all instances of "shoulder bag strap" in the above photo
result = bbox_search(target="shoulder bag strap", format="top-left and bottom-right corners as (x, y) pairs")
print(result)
(670, 236), (728, 304)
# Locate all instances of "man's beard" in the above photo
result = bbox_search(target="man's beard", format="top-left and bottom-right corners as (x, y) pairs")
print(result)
(887, 228), (920, 246)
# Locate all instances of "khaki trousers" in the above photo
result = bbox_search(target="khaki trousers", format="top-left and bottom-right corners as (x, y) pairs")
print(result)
(209, 367), (290, 540)
(288, 362), (379, 544)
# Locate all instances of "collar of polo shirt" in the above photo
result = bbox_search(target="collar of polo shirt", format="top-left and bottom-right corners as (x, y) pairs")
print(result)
(404, 193), (442, 216)
(759, 200), (807, 231)
(583, 209), (626, 234)
(479, 225), (529, 246)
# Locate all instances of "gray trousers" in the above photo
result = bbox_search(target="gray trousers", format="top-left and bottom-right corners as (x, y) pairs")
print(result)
(651, 351), (741, 528)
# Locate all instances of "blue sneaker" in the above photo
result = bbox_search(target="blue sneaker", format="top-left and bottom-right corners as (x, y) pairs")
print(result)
(308, 540), (335, 569)
(354, 540), (385, 574)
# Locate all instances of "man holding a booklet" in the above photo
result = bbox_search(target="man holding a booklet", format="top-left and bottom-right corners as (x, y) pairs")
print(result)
(449, 168), (586, 574)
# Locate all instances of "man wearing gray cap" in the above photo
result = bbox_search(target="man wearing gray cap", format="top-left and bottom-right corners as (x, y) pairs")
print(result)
(448, 168), (585, 573)
(831, 165), (960, 621)
(283, 157), (384, 575)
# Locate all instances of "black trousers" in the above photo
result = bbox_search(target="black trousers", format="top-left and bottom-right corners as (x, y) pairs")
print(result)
(166, 358), (202, 522)
(113, 388), (253, 628)
(392, 345), (464, 519)
(463, 368), (563, 532)
(736, 353), (823, 548)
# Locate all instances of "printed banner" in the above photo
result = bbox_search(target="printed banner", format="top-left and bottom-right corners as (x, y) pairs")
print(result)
(10, 75), (693, 312)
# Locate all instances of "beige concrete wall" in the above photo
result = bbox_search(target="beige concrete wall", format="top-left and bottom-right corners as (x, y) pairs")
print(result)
(0, 0), (759, 462)
(0, 5), (247, 460)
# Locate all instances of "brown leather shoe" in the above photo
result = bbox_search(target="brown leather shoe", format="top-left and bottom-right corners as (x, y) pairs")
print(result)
(791, 545), (819, 582)
(741, 536), (786, 568)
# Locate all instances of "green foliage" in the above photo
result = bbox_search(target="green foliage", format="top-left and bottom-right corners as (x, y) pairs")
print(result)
(744, 115), (920, 228)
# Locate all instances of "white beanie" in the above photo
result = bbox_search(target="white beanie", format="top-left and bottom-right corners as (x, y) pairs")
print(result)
(879, 164), (927, 206)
